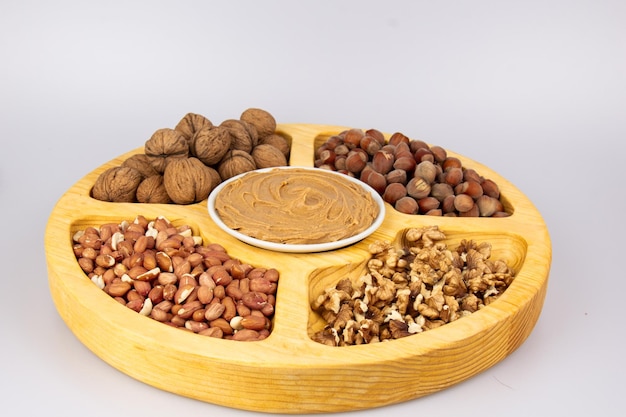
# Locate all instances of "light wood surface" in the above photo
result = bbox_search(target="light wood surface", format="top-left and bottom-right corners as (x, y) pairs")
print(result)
(45, 124), (551, 414)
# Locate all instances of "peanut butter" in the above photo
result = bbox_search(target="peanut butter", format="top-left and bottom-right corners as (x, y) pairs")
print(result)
(214, 168), (380, 245)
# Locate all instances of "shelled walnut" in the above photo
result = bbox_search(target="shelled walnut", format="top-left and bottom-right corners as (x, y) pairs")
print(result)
(311, 226), (515, 346)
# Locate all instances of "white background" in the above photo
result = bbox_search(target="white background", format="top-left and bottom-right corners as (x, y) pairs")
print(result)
(1, 1), (625, 416)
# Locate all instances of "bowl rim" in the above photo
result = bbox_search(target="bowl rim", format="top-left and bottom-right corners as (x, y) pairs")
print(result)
(207, 166), (386, 253)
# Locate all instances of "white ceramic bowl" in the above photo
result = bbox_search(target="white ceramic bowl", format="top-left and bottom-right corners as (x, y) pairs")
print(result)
(207, 166), (385, 253)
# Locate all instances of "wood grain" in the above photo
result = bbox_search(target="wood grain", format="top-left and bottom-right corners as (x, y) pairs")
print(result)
(45, 124), (551, 413)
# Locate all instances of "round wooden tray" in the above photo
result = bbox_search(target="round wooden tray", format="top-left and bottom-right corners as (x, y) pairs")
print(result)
(45, 124), (551, 414)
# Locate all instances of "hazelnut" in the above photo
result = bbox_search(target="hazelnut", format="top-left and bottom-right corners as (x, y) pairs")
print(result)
(334, 155), (347, 171)
(365, 129), (386, 146)
(388, 132), (410, 146)
(365, 171), (387, 194)
(393, 155), (416, 172)
(442, 157), (462, 171)
(406, 177), (431, 200)
(218, 150), (257, 180)
(316, 149), (336, 166)
(414, 160), (438, 184)
(395, 196), (418, 214)
(372, 150), (395, 175)
(386, 169), (407, 184)
(409, 139), (430, 153)
(334, 144), (350, 156)
(417, 196), (440, 213)
(382, 183), (407, 205)
(414, 147), (434, 163)
(430, 182), (454, 202)
(453, 194), (475, 213)
(481, 179), (500, 199)
(343, 128), (364, 148)
(462, 168), (482, 182)
(430, 145), (447, 163)
(442, 195), (456, 214)
(476, 195), (504, 217)
(345, 149), (368, 174)
(190, 125), (232, 166)
(443, 167), (463, 187)
(459, 203), (480, 217)
(455, 181), (483, 199)
(92, 166), (142, 202)
(251, 144), (288, 169)
(360, 135), (382, 156)
(393, 142), (413, 159)
(240, 108), (276, 138)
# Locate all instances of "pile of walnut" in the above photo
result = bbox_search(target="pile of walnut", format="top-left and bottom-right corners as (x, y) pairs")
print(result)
(315, 128), (508, 217)
(91, 108), (291, 205)
(73, 215), (278, 341)
(311, 226), (515, 346)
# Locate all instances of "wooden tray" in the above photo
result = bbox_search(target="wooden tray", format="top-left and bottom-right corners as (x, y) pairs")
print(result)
(45, 124), (551, 414)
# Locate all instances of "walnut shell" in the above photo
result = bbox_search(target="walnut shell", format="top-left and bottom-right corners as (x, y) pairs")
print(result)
(174, 113), (213, 142)
(144, 128), (189, 173)
(190, 125), (232, 166)
(259, 134), (290, 159)
(121, 154), (160, 179)
(163, 157), (218, 204)
(240, 108), (276, 138)
(218, 150), (257, 180)
(251, 144), (287, 169)
(220, 119), (257, 153)
(92, 166), (142, 202)
(136, 175), (171, 204)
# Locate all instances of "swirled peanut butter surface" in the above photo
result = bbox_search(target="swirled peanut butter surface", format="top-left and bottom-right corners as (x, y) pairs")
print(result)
(214, 168), (380, 245)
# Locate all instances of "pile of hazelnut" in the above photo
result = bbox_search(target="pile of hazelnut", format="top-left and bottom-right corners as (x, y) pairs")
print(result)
(314, 129), (508, 217)
(91, 108), (291, 205)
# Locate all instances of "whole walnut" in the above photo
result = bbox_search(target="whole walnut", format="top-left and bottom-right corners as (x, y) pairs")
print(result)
(218, 150), (257, 180)
(163, 157), (218, 204)
(240, 108), (276, 138)
(174, 113), (213, 142)
(220, 119), (258, 153)
(259, 134), (291, 159)
(190, 125), (232, 166)
(251, 144), (287, 169)
(92, 166), (142, 202)
(136, 175), (171, 204)
(121, 154), (160, 179)
(144, 128), (189, 173)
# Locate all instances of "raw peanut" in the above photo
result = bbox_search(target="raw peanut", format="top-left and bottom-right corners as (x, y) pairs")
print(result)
(127, 265), (148, 279)
(185, 320), (209, 333)
(126, 289), (144, 302)
(154, 300), (173, 312)
(175, 284), (195, 304)
(264, 268), (279, 283)
(148, 286), (164, 304)
(209, 318), (233, 335)
(249, 278), (275, 294)
(241, 315), (268, 331)
(142, 250), (157, 270)
(261, 303), (275, 317)
(247, 268), (267, 280)
(212, 268), (232, 286)
(133, 280), (152, 297)
(226, 282), (243, 300)
(242, 291), (268, 310)
(177, 300), (202, 319)
(150, 308), (170, 322)
(213, 285), (226, 299)
(179, 274), (198, 287)
(192, 308), (206, 322)
(232, 329), (260, 341)
(170, 315), (186, 327)
(162, 283), (177, 301)
(236, 300), (251, 317)
(197, 285), (214, 304)
(186, 253), (204, 268)
(204, 303), (226, 321)
(199, 327), (223, 338)
(78, 258), (94, 273)
(157, 272), (177, 286)
(155, 251), (173, 272)
(126, 299), (144, 313)
(107, 281), (131, 297)
(221, 297), (237, 321)
(81, 247), (97, 260)
(133, 235), (149, 253)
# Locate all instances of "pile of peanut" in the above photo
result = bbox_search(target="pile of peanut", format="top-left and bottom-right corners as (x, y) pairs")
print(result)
(314, 129), (508, 217)
(311, 226), (515, 346)
(72, 215), (278, 341)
